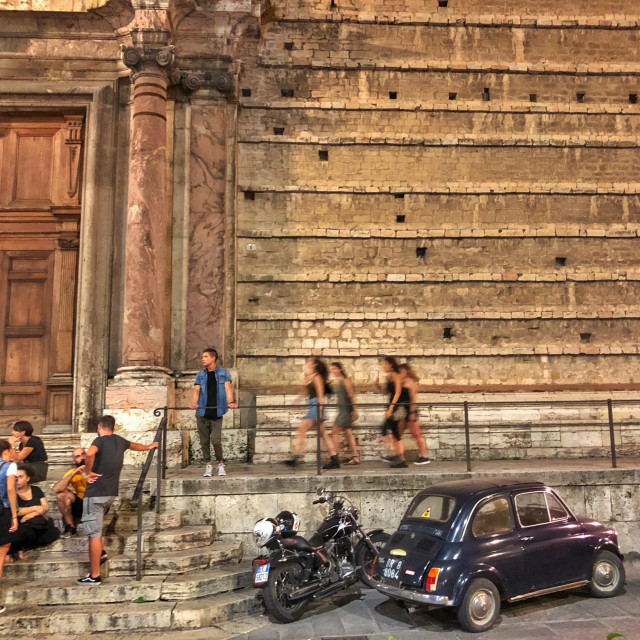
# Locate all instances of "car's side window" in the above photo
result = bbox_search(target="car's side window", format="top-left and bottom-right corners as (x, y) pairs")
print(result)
(515, 491), (551, 527)
(545, 492), (569, 521)
(471, 497), (514, 537)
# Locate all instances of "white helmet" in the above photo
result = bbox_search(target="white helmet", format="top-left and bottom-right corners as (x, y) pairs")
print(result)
(253, 518), (276, 547)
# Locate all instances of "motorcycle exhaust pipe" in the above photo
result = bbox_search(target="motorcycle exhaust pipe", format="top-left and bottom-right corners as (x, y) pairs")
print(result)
(289, 578), (330, 601)
(311, 579), (351, 601)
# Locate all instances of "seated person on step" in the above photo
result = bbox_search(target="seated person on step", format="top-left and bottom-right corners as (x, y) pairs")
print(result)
(8, 464), (60, 561)
(52, 448), (87, 538)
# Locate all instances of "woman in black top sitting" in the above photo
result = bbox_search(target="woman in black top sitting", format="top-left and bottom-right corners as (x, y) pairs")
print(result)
(8, 464), (59, 561)
(10, 420), (48, 482)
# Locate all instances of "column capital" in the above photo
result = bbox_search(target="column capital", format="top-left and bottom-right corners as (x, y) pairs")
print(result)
(120, 44), (175, 74)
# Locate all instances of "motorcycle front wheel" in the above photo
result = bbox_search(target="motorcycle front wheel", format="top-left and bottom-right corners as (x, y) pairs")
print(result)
(262, 560), (310, 623)
(355, 532), (391, 586)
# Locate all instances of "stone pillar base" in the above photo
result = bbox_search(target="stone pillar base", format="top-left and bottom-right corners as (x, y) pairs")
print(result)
(101, 367), (186, 468)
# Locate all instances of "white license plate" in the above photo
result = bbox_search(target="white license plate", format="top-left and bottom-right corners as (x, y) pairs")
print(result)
(383, 558), (403, 580)
(255, 563), (270, 584)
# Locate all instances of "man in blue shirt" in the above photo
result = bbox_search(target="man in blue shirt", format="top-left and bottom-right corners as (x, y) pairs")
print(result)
(190, 348), (236, 477)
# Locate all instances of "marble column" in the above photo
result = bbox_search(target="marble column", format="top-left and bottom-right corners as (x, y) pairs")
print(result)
(105, 43), (177, 439)
(120, 45), (173, 370)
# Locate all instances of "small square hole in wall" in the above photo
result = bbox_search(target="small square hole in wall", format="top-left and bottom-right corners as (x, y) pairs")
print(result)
(630, 93), (638, 104)
(241, 88), (252, 97)
(396, 214), (406, 223)
(555, 256), (567, 267)
(319, 149), (329, 161)
(443, 327), (453, 339)
(244, 190), (255, 200)
(273, 127), (285, 135)
(529, 93), (537, 102)
(416, 247), (427, 259)
(438, 0), (448, 6)
(580, 332), (592, 343)
(284, 42), (294, 50)
(248, 297), (260, 304)
(394, 193), (405, 199)
(482, 88), (491, 101)
(389, 91), (398, 100)
(576, 92), (585, 103)
(449, 92), (457, 100)
(281, 88), (294, 98)
(330, 0), (336, 7)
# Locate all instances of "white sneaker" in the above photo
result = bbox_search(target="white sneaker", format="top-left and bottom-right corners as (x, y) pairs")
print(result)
(203, 464), (213, 477)
(217, 463), (226, 476)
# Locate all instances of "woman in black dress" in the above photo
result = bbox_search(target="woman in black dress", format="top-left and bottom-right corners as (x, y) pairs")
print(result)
(9, 464), (59, 560)
(10, 421), (48, 482)
(377, 356), (409, 468)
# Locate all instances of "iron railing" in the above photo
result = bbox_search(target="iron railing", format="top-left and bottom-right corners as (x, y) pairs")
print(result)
(130, 396), (640, 578)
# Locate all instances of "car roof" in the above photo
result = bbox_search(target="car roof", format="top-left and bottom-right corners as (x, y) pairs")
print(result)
(414, 477), (546, 501)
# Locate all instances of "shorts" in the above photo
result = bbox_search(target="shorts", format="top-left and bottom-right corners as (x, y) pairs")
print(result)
(304, 398), (326, 421)
(71, 495), (84, 519)
(82, 496), (115, 538)
(381, 405), (409, 441)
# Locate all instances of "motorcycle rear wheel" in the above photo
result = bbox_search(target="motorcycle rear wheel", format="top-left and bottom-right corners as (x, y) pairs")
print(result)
(355, 532), (391, 586)
(262, 561), (310, 623)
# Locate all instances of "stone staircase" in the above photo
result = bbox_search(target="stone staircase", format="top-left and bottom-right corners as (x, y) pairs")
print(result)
(0, 505), (266, 637)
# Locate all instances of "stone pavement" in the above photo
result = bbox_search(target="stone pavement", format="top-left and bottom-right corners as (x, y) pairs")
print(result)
(233, 568), (640, 640)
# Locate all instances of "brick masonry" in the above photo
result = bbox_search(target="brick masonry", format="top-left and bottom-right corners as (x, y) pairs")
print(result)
(234, 0), (640, 391)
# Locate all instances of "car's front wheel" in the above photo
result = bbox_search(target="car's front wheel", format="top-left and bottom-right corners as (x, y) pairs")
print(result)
(457, 577), (500, 633)
(589, 550), (625, 598)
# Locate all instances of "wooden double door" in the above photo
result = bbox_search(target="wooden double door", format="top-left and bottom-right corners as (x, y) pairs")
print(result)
(0, 113), (84, 433)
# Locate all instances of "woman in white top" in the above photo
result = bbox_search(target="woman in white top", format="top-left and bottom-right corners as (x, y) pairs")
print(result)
(0, 439), (19, 613)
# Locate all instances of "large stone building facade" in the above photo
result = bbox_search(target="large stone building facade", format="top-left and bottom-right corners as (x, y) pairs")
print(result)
(1, 0), (639, 457)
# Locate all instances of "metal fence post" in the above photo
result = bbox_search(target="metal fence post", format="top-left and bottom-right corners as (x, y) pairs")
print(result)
(136, 494), (143, 581)
(316, 403), (323, 476)
(607, 399), (617, 469)
(161, 407), (168, 480)
(464, 401), (472, 472)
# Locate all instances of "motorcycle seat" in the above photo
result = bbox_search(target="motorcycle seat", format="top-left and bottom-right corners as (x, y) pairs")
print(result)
(281, 535), (314, 553)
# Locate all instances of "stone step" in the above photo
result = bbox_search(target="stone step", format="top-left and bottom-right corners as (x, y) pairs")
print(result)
(160, 561), (253, 600)
(1, 575), (165, 606)
(108, 539), (244, 576)
(2, 539), (243, 580)
(0, 562), (254, 606)
(103, 508), (184, 532)
(0, 590), (262, 635)
(49, 525), (214, 554)
(91, 614), (269, 640)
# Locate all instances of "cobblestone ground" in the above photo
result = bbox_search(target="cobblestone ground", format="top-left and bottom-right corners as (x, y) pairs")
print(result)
(236, 568), (640, 640)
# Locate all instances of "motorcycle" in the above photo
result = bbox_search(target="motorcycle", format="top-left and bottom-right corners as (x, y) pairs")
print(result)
(252, 490), (390, 622)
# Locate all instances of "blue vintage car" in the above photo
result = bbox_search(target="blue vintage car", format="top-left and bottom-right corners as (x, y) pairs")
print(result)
(371, 477), (625, 632)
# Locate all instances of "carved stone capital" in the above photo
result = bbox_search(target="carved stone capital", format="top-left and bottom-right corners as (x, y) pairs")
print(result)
(120, 44), (175, 73)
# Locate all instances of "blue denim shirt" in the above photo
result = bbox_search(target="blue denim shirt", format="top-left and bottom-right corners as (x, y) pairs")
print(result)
(195, 366), (232, 418)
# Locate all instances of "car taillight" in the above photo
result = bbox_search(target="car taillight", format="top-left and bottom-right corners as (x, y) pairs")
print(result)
(370, 555), (377, 577)
(425, 567), (440, 591)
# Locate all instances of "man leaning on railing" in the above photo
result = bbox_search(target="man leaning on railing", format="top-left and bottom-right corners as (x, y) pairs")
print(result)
(77, 415), (158, 585)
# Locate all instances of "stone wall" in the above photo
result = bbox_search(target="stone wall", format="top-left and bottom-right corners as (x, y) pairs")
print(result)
(234, 0), (640, 391)
(162, 466), (640, 558)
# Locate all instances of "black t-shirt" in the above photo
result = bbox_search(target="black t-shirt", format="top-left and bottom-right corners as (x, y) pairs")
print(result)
(17, 485), (44, 509)
(84, 433), (131, 498)
(204, 369), (217, 419)
(20, 436), (47, 463)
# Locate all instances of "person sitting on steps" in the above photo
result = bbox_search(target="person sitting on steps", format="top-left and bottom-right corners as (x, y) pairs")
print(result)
(52, 447), (87, 538)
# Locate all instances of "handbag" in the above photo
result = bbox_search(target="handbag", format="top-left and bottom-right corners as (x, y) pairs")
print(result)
(23, 515), (54, 530)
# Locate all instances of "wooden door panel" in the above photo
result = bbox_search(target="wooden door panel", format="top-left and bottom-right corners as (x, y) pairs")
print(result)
(7, 280), (46, 328)
(14, 132), (54, 202)
(4, 337), (44, 383)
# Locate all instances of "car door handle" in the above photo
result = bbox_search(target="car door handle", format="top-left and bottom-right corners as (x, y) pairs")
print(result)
(521, 536), (534, 542)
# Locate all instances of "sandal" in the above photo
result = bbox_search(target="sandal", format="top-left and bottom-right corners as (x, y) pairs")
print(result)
(346, 457), (360, 465)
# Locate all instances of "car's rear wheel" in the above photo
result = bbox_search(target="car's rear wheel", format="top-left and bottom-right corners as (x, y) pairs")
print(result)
(589, 550), (625, 598)
(456, 577), (500, 633)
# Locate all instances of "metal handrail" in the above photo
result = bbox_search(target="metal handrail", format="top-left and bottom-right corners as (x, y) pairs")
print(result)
(131, 414), (166, 581)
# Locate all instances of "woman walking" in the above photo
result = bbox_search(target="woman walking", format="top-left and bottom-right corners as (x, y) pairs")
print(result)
(284, 357), (329, 467)
(399, 363), (430, 465)
(323, 362), (359, 469)
(377, 356), (408, 468)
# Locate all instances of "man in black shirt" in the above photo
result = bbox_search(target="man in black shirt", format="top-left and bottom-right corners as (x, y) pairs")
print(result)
(78, 415), (158, 584)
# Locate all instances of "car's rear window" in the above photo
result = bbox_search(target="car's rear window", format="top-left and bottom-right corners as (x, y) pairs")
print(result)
(406, 494), (456, 522)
